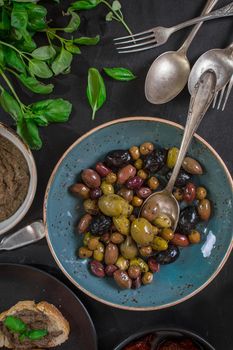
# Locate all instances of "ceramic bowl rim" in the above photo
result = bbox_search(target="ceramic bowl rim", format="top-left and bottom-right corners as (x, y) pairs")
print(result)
(113, 327), (215, 350)
(0, 122), (37, 235)
(43, 116), (233, 311)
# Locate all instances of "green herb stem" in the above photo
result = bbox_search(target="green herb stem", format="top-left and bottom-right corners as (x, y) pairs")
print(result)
(0, 40), (30, 63)
(0, 69), (25, 110)
(100, 0), (133, 36)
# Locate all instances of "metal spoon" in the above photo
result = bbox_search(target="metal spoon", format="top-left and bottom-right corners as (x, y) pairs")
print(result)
(140, 70), (216, 230)
(145, 0), (218, 105)
(188, 42), (233, 94)
(0, 220), (45, 251)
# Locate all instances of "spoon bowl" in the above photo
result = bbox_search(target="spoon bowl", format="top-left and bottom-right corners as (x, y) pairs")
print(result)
(188, 45), (233, 94)
(145, 50), (190, 104)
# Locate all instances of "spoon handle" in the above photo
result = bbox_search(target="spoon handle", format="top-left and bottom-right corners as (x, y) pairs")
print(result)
(165, 71), (216, 194)
(179, 0), (218, 54)
(172, 2), (233, 33)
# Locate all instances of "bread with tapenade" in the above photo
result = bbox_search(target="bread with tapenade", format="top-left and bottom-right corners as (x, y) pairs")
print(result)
(0, 300), (70, 349)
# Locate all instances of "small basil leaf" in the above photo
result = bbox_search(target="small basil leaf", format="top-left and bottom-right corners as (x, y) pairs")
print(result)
(105, 11), (113, 21)
(65, 43), (81, 54)
(31, 45), (56, 61)
(31, 98), (72, 122)
(64, 11), (80, 33)
(73, 35), (100, 46)
(16, 37), (37, 52)
(70, 0), (100, 11)
(51, 48), (73, 76)
(28, 329), (48, 340)
(26, 113), (49, 126)
(103, 67), (136, 81)
(17, 118), (42, 150)
(29, 59), (53, 78)
(3, 46), (26, 74)
(17, 74), (54, 94)
(27, 4), (47, 31)
(87, 68), (106, 120)
(0, 89), (23, 121)
(112, 0), (121, 11)
(4, 316), (27, 333)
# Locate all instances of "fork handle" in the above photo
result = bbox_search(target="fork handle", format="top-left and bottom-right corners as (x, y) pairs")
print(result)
(165, 71), (216, 193)
(172, 2), (233, 34)
(179, 0), (219, 54)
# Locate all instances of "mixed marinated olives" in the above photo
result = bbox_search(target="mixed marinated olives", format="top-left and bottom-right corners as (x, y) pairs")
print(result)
(70, 142), (212, 290)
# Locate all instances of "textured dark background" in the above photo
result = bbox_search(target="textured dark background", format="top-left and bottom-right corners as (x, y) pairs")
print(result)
(0, 0), (233, 349)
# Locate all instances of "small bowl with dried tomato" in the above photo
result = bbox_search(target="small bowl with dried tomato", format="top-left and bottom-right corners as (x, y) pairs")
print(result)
(0, 123), (37, 234)
(44, 117), (233, 310)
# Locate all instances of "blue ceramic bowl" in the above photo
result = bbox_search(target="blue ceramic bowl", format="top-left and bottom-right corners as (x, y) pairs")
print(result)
(44, 117), (233, 310)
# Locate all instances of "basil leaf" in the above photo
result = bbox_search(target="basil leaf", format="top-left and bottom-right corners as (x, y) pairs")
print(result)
(29, 59), (53, 78)
(64, 11), (80, 33)
(73, 35), (100, 46)
(103, 67), (136, 81)
(51, 48), (73, 76)
(0, 45), (5, 67)
(31, 98), (72, 122)
(27, 4), (47, 31)
(28, 329), (48, 340)
(3, 46), (26, 74)
(25, 112), (48, 126)
(17, 37), (37, 52)
(87, 68), (106, 120)
(31, 46), (56, 61)
(70, 0), (100, 11)
(17, 74), (54, 94)
(0, 8), (10, 30)
(17, 118), (42, 150)
(105, 11), (113, 21)
(112, 0), (121, 11)
(65, 43), (81, 54)
(4, 316), (27, 333)
(0, 89), (23, 121)
(11, 3), (28, 31)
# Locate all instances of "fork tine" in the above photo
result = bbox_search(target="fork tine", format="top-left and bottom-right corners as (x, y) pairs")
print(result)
(114, 29), (153, 41)
(222, 76), (233, 111)
(116, 38), (157, 51)
(118, 43), (159, 54)
(212, 91), (219, 108)
(114, 34), (155, 46)
(217, 85), (226, 110)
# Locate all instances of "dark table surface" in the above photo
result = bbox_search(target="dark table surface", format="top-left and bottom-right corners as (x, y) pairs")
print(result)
(1, 1), (233, 349)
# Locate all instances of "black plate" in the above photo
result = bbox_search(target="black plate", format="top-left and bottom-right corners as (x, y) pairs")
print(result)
(114, 328), (215, 350)
(0, 264), (97, 350)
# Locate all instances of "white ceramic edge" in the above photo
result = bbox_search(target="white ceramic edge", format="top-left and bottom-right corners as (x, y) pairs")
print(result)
(0, 123), (37, 235)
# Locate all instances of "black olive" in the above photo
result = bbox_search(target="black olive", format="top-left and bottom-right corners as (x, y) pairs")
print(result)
(105, 150), (132, 169)
(155, 245), (180, 264)
(144, 148), (167, 173)
(178, 206), (200, 234)
(167, 169), (192, 187)
(89, 215), (112, 235)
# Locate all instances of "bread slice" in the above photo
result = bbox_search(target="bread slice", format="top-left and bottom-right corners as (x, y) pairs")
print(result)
(0, 300), (70, 349)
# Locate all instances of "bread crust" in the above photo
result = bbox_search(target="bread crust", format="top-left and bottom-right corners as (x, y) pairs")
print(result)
(0, 301), (70, 349)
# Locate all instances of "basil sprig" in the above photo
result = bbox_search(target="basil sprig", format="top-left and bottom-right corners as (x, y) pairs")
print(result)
(87, 68), (106, 120)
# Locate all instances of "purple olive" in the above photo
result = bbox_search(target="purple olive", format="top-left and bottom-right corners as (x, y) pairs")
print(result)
(126, 176), (144, 190)
(90, 188), (102, 199)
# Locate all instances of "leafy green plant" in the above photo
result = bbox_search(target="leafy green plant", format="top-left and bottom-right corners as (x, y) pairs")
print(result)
(70, 0), (133, 36)
(103, 67), (136, 81)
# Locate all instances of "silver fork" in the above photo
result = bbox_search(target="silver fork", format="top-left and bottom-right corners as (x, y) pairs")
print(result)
(114, 2), (233, 53)
(212, 75), (233, 111)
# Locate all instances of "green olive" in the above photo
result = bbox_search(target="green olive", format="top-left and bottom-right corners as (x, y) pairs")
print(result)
(196, 186), (207, 200)
(167, 147), (179, 168)
(130, 258), (149, 272)
(93, 250), (104, 261)
(88, 237), (100, 250)
(142, 272), (153, 285)
(139, 246), (152, 257)
(161, 228), (174, 241)
(129, 146), (140, 160)
(83, 232), (91, 246)
(120, 236), (138, 259)
(152, 236), (168, 251)
(83, 199), (99, 215)
(153, 214), (172, 228)
(147, 176), (159, 190)
(78, 247), (93, 259)
(105, 172), (117, 184)
(131, 218), (154, 245)
(98, 194), (128, 217)
(116, 256), (129, 270)
(100, 181), (114, 195)
(113, 216), (130, 235)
